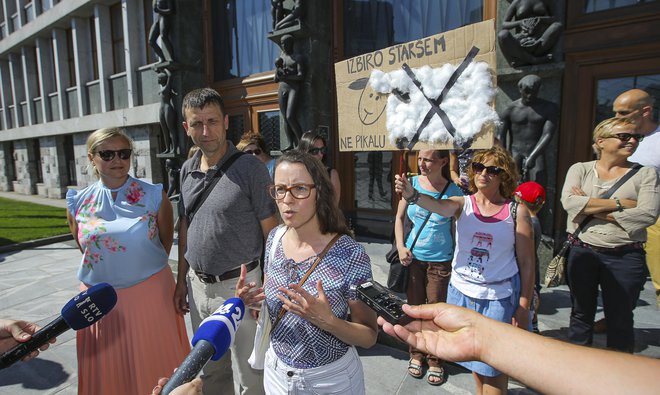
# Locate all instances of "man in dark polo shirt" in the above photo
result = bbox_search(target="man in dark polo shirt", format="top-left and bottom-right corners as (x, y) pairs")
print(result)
(174, 88), (277, 395)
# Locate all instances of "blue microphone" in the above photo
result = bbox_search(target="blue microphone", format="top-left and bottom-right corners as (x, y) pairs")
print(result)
(0, 282), (117, 369)
(162, 298), (245, 395)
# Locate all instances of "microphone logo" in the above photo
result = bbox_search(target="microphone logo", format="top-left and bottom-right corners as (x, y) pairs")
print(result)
(193, 298), (245, 361)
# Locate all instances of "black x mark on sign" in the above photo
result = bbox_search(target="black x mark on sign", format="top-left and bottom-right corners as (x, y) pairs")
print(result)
(397, 46), (480, 151)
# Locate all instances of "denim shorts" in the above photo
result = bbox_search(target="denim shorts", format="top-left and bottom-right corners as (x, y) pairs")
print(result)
(447, 275), (520, 377)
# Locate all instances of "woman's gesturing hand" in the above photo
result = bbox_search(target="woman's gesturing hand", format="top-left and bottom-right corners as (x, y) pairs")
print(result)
(235, 264), (265, 311)
(277, 280), (336, 330)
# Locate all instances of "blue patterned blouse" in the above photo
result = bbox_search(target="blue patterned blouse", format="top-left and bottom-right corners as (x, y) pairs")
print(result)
(264, 227), (373, 368)
(66, 176), (168, 289)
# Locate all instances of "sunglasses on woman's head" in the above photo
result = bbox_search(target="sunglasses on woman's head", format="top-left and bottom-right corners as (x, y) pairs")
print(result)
(471, 162), (504, 176)
(96, 149), (132, 161)
(607, 133), (644, 142)
(244, 148), (262, 156)
(309, 147), (327, 155)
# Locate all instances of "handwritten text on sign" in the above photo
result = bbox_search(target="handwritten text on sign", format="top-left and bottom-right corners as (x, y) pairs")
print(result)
(345, 37), (446, 75)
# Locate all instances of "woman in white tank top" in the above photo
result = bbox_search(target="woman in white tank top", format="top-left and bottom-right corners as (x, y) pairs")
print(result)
(395, 146), (535, 395)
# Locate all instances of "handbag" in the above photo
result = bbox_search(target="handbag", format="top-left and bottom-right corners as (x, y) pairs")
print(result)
(386, 181), (450, 293)
(544, 241), (570, 288)
(544, 164), (642, 288)
(248, 227), (341, 369)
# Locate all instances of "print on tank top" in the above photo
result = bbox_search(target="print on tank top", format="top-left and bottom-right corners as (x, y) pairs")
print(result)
(466, 232), (494, 281)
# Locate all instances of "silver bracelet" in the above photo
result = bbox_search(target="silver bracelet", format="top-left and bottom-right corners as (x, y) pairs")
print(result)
(614, 197), (623, 212)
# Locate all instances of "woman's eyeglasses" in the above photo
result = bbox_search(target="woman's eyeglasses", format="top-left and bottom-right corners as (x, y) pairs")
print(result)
(471, 162), (504, 176)
(244, 148), (262, 156)
(96, 149), (132, 161)
(606, 133), (644, 142)
(309, 147), (327, 155)
(267, 184), (316, 200)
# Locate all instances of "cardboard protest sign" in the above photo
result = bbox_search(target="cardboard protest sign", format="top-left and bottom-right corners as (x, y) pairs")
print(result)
(334, 19), (497, 152)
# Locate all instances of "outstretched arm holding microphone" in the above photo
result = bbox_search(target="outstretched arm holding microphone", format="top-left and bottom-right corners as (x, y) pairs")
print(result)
(0, 319), (54, 361)
(378, 303), (660, 395)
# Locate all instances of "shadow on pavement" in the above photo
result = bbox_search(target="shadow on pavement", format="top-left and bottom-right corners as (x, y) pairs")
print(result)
(0, 358), (69, 390)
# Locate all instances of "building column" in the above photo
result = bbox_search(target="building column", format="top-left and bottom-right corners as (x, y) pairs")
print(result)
(52, 28), (70, 120)
(71, 17), (92, 117)
(1, 2), (14, 37)
(94, 4), (113, 112)
(122, 0), (141, 107)
(36, 37), (55, 123)
(0, 61), (12, 129)
(21, 46), (38, 125)
(8, 52), (24, 128)
(12, 0), (24, 30)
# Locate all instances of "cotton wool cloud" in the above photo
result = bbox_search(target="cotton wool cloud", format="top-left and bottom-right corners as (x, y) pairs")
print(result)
(369, 62), (499, 146)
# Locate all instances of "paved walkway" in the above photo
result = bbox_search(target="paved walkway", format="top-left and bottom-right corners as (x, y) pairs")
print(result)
(0, 192), (658, 394)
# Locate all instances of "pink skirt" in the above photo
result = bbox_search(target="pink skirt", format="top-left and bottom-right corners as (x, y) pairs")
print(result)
(77, 266), (191, 395)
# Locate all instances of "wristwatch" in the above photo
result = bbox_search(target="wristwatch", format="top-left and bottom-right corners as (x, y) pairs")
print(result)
(614, 197), (623, 212)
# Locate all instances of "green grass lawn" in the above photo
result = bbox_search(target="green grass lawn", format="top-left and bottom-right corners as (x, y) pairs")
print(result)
(0, 197), (69, 247)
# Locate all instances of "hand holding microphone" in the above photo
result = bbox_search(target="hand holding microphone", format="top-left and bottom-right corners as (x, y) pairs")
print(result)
(162, 298), (245, 395)
(0, 282), (117, 369)
(0, 319), (49, 362)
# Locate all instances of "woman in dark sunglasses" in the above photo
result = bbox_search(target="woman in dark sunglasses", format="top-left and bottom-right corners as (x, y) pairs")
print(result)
(237, 131), (276, 179)
(561, 116), (659, 353)
(65, 128), (190, 394)
(395, 145), (535, 395)
(297, 131), (341, 204)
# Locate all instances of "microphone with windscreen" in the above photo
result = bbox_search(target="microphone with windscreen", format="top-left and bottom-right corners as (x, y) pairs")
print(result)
(0, 282), (117, 369)
(162, 297), (245, 395)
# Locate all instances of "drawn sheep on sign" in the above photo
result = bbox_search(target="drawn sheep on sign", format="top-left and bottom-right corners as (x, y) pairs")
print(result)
(365, 62), (499, 147)
(348, 77), (409, 126)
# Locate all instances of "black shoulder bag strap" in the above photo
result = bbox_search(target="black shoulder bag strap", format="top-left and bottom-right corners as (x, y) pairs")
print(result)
(571, 163), (642, 238)
(185, 151), (245, 224)
(409, 180), (452, 252)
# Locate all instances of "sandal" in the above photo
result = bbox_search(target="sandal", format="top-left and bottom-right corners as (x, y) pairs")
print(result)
(427, 367), (445, 386)
(407, 359), (424, 378)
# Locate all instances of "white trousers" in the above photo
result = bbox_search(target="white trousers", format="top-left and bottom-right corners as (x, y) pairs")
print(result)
(188, 267), (264, 395)
(264, 345), (365, 395)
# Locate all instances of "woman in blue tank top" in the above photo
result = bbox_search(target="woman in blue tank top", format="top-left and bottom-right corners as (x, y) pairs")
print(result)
(394, 149), (461, 386)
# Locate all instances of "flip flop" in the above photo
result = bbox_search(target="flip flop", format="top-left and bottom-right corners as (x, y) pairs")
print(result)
(427, 367), (445, 386)
(407, 359), (424, 378)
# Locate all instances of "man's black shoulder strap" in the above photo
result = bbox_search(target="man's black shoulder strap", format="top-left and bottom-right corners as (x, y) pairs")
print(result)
(185, 151), (245, 224)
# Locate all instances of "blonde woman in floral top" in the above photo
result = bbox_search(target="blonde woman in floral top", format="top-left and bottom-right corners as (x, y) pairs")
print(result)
(66, 128), (189, 395)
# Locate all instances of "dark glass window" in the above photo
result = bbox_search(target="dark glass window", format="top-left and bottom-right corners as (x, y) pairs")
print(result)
(66, 28), (75, 87)
(227, 114), (245, 145)
(9, 141), (17, 181)
(111, 3), (125, 73)
(90, 16), (99, 80)
(595, 74), (660, 124)
(211, 0), (279, 80)
(354, 151), (393, 209)
(585, 0), (658, 13)
(258, 111), (280, 152)
(344, 0), (483, 58)
(32, 139), (43, 183)
(63, 135), (77, 185)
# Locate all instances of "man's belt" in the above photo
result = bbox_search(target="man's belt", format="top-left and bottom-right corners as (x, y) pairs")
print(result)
(194, 260), (259, 284)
